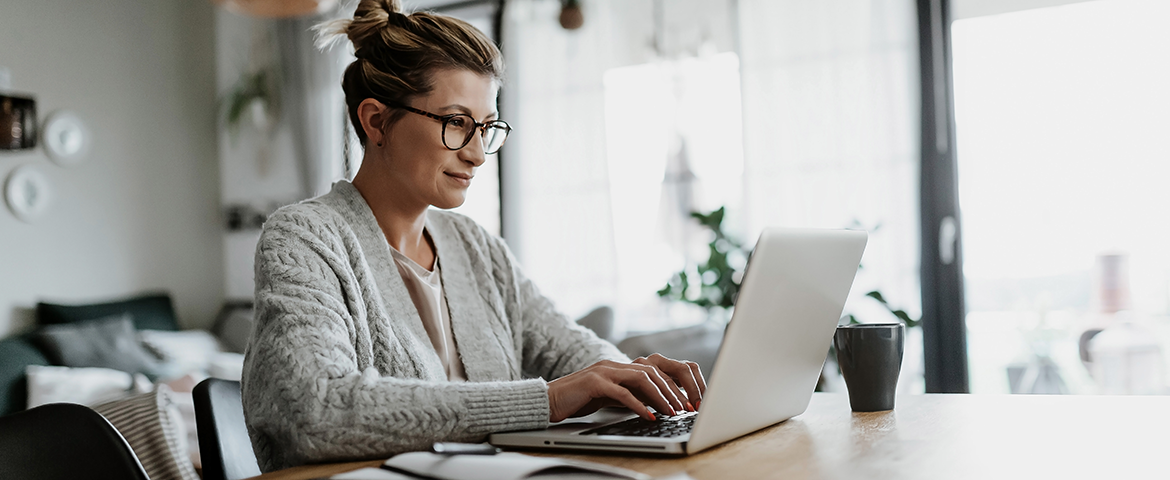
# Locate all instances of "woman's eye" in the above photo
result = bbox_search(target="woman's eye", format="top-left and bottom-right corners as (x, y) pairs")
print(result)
(448, 118), (466, 128)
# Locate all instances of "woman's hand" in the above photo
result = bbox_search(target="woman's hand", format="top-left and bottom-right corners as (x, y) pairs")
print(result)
(546, 354), (707, 423)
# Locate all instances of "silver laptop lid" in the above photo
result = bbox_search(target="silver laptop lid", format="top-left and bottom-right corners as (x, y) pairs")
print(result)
(686, 228), (867, 453)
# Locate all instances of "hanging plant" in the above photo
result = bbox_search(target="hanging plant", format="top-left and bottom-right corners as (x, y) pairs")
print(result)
(222, 67), (280, 138)
(559, 0), (584, 30)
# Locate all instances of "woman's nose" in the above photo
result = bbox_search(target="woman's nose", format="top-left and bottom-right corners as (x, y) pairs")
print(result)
(460, 132), (488, 166)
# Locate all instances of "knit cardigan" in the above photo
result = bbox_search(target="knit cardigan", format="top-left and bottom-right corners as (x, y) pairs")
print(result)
(241, 181), (629, 472)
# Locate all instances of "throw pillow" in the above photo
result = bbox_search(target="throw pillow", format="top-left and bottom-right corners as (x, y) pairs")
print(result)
(138, 329), (225, 375)
(36, 293), (180, 331)
(95, 385), (200, 480)
(34, 314), (164, 378)
(25, 364), (152, 408)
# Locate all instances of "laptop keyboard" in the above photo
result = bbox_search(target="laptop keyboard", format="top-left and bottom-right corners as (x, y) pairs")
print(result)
(580, 411), (697, 438)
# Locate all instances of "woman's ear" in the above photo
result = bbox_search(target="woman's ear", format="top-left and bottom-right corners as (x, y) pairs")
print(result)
(357, 98), (389, 147)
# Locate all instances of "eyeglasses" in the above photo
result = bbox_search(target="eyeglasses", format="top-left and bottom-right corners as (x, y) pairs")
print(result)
(388, 102), (511, 155)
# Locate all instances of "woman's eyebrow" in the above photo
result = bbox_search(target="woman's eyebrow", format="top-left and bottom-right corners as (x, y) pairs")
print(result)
(440, 104), (499, 120)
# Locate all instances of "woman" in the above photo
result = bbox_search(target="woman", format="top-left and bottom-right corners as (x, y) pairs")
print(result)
(241, 0), (706, 472)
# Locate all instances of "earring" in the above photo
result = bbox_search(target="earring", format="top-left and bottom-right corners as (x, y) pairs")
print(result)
(377, 141), (383, 147)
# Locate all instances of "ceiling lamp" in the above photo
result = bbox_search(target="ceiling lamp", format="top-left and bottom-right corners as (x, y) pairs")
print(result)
(212, 0), (338, 18)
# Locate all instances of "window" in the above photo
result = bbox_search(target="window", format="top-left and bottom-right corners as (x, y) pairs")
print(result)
(952, 0), (1170, 394)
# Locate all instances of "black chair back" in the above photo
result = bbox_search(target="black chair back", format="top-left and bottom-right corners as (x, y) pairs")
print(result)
(0, 402), (151, 480)
(194, 378), (260, 480)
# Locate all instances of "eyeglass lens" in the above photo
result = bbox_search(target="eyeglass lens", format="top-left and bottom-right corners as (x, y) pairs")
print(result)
(442, 115), (509, 154)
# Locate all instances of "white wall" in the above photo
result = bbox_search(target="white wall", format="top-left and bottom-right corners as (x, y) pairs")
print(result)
(0, 0), (222, 335)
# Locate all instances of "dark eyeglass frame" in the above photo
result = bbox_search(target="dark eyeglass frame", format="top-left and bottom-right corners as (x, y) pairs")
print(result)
(387, 102), (512, 154)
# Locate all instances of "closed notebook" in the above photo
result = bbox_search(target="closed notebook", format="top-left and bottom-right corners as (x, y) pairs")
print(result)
(330, 451), (652, 480)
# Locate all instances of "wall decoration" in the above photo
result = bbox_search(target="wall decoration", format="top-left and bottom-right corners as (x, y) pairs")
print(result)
(4, 165), (53, 222)
(0, 94), (37, 151)
(41, 110), (91, 166)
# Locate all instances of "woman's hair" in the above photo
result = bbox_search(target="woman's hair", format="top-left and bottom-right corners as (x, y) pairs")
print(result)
(320, 0), (504, 145)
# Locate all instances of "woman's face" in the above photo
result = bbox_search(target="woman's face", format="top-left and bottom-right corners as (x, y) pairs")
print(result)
(379, 68), (499, 210)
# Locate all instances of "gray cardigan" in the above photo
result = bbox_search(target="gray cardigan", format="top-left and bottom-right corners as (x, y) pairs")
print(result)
(242, 181), (628, 472)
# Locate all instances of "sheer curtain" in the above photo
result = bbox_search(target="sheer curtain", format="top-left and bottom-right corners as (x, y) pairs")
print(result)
(277, 13), (349, 199)
(502, 0), (656, 321)
(737, 0), (921, 325)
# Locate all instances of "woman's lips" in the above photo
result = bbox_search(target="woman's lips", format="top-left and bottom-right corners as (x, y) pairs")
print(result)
(445, 171), (473, 187)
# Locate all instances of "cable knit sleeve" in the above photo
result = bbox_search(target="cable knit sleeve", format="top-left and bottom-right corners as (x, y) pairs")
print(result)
(482, 234), (631, 381)
(242, 209), (550, 472)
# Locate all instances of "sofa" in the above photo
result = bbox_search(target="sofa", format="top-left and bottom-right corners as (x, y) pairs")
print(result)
(0, 292), (252, 480)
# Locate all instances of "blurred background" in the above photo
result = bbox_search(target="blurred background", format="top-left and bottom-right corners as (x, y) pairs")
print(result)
(1, 0), (1168, 397)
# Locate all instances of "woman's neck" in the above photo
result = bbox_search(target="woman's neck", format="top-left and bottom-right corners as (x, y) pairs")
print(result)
(352, 169), (436, 270)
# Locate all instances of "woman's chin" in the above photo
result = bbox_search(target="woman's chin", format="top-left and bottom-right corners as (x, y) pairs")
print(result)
(433, 193), (468, 210)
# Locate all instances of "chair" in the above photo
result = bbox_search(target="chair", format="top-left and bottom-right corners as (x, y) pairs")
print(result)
(194, 378), (260, 480)
(0, 402), (150, 480)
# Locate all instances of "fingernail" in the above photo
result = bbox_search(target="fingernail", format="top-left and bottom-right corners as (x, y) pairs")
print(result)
(695, 400), (701, 410)
(646, 409), (656, 420)
(686, 401), (694, 412)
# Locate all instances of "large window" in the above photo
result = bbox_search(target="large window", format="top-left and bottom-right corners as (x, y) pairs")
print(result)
(504, 0), (923, 390)
(952, 0), (1170, 394)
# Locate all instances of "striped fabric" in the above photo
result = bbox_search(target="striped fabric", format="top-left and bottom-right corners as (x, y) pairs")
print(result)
(95, 387), (199, 480)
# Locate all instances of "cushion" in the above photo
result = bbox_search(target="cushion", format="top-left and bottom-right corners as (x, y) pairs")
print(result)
(139, 329), (226, 375)
(25, 365), (151, 408)
(95, 386), (200, 480)
(37, 293), (180, 331)
(0, 334), (50, 415)
(33, 314), (165, 378)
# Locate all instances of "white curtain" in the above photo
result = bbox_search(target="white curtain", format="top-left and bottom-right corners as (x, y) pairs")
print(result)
(502, 0), (655, 322)
(277, 13), (349, 199)
(737, 0), (921, 325)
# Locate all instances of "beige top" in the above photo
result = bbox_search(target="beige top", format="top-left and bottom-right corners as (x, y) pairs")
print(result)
(388, 244), (467, 382)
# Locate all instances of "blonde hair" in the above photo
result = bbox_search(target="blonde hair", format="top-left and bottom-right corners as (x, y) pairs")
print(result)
(319, 0), (504, 145)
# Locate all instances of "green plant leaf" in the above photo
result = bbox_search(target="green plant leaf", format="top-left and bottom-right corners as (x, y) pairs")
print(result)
(865, 290), (888, 304)
(891, 309), (912, 323)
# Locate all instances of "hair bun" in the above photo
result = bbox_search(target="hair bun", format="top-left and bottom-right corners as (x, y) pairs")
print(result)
(373, 0), (403, 16)
(341, 0), (407, 51)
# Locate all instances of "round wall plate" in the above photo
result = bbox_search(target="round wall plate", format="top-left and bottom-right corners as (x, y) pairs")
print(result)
(5, 165), (53, 222)
(41, 110), (90, 166)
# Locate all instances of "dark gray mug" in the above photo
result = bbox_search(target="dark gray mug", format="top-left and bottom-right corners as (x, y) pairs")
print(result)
(834, 323), (904, 412)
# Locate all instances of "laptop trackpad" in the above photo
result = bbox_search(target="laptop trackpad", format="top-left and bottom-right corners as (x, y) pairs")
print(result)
(548, 407), (637, 433)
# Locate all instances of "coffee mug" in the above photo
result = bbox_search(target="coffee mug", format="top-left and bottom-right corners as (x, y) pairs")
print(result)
(834, 323), (904, 412)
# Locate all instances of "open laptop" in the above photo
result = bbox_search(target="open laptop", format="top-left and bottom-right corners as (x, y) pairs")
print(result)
(490, 227), (868, 455)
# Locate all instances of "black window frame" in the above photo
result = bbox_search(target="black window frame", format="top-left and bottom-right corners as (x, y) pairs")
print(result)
(916, 0), (970, 393)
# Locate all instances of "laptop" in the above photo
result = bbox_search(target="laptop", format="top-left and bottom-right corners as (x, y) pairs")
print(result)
(490, 227), (868, 455)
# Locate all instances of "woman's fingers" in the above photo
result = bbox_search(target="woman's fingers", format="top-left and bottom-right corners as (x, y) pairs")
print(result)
(631, 358), (687, 413)
(641, 354), (705, 409)
(547, 358), (708, 422)
(598, 382), (657, 421)
(609, 367), (677, 417)
(688, 360), (708, 396)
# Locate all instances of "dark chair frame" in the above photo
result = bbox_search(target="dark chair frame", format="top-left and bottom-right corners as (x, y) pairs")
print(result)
(194, 378), (261, 480)
(0, 402), (150, 480)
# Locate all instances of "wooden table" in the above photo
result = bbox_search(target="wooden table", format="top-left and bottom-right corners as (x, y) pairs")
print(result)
(249, 393), (1170, 479)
